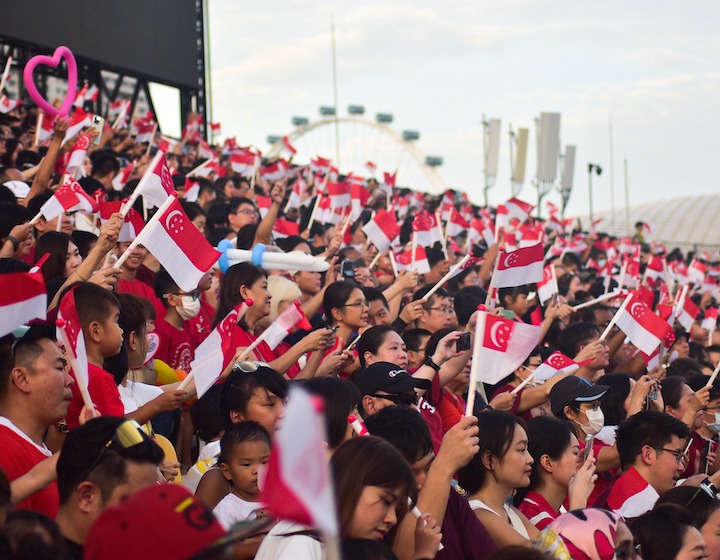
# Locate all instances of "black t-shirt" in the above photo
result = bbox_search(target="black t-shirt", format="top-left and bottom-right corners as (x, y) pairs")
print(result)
(62, 536), (83, 560)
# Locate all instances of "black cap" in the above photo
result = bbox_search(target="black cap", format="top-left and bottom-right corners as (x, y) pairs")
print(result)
(352, 362), (430, 396)
(550, 376), (610, 417)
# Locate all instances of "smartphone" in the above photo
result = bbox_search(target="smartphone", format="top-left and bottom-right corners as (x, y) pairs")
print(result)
(88, 114), (105, 145)
(456, 331), (471, 352)
(550, 293), (558, 307)
(582, 434), (595, 463)
(340, 259), (356, 282)
(501, 309), (515, 320)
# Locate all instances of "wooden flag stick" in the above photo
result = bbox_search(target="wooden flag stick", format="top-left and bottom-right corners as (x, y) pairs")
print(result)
(144, 124), (158, 158)
(368, 249), (383, 269)
(599, 293), (632, 341)
(120, 149), (165, 217)
(707, 362), (720, 388)
(33, 110), (43, 147)
(511, 372), (535, 395)
(411, 231), (417, 270)
(114, 194), (175, 268)
(388, 251), (399, 279)
(0, 56), (12, 94)
(56, 322), (94, 414)
(572, 291), (621, 311)
(465, 309), (487, 416)
(421, 253), (472, 302)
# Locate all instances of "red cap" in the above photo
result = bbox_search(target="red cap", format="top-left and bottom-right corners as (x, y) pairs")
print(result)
(85, 484), (225, 560)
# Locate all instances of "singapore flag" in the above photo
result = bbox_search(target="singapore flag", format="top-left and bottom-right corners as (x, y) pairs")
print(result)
(134, 196), (221, 292)
(615, 293), (672, 355)
(474, 312), (540, 385)
(493, 243), (545, 288)
(533, 351), (582, 382)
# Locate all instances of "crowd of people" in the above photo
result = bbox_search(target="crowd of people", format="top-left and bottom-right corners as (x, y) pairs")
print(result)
(1, 97), (720, 560)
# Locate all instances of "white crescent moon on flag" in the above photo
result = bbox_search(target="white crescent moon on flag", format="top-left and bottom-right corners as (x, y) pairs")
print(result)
(504, 253), (518, 268)
(543, 267), (551, 281)
(630, 302), (645, 318)
(489, 321), (503, 348)
(165, 210), (184, 234)
(547, 354), (565, 368)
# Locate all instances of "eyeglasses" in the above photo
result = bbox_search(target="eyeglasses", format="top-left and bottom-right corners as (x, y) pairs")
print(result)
(85, 420), (148, 476)
(427, 306), (454, 314)
(235, 208), (259, 217)
(614, 543), (641, 560)
(163, 290), (200, 301)
(343, 300), (369, 309)
(233, 360), (270, 373)
(657, 447), (688, 464)
(368, 393), (418, 407)
(578, 400), (601, 411)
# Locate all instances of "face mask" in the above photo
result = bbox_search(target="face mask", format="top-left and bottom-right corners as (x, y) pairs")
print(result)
(577, 407), (605, 436)
(705, 412), (720, 434)
(597, 259), (607, 268)
(177, 296), (201, 320)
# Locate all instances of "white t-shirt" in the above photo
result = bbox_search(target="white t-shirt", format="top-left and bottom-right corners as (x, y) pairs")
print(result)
(118, 380), (164, 414)
(212, 493), (262, 530)
(255, 520), (324, 560)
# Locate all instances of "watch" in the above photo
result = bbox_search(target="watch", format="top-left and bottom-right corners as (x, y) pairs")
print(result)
(423, 356), (441, 372)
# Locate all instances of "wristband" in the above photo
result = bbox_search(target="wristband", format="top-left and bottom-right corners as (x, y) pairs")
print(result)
(423, 356), (441, 372)
(4, 235), (19, 252)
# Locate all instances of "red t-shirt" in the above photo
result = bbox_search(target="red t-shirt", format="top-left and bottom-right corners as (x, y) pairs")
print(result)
(187, 296), (215, 346)
(115, 277), (166, 321)
(581, 439), (616, 507)
(153, 318), (195, 372)
(438, 388), (465, 433)
(230, 323), (303, 378)
(519, 490), (559, 530)
(0, 419), (59, 517)
(67, 364), (125, 429)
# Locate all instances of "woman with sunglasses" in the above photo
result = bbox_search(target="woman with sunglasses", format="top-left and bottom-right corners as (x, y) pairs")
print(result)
(214, 263), (336, 377)
(457, 410), (539, 547)
(195, 360), (288, 510)
(256, 436), (417, 559)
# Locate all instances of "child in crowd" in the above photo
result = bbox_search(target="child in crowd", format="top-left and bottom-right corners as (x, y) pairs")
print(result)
(212, 421), (271, 530)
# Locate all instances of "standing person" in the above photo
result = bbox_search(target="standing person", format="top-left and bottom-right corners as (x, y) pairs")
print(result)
(256, 436), (427, 559)
(0, 326), (74, 517)
(457, 411), (539, 547)
(516, 416), (597, 530)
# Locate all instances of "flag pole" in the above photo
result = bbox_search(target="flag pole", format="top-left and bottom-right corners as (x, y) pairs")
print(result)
(388, 251), (399, 279)
(114, 194), (176, 269)
(120, 149), (166, 217)
(368, 248), (383, 269)
(706, 362), (720, 388)
(465, 309), (486, 416)
(572, 290), (620, 311)
(421, 253), (472, 302)
(599, 293), (632, 341)
(511, 372), (535, 395)
(33, 111), (43, 147)
(411, 231), (417, 270)
(144, 124), (158, 157)
(306, 194), (322, 233)
(56, 321), (95, 414)
(663, 259), (675, 298)
(186, 158), (212, 178)
(0, 56), (12, 94)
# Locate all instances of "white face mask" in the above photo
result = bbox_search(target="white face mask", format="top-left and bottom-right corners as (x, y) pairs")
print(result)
(577, 407), (605, 436)
(705, 412), (720, 435)
(177, 295), (201, 320)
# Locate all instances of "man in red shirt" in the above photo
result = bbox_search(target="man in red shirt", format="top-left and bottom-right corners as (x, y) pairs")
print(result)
(0, 326), (74, 517)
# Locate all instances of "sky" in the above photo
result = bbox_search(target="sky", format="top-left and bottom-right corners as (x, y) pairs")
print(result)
(189, 1), (720, 218)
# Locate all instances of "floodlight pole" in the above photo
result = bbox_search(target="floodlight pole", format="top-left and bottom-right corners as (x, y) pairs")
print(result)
(331, 15), (340, 168)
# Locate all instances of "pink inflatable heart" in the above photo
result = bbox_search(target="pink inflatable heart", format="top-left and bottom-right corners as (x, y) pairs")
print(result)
(23, 46), (77, 118)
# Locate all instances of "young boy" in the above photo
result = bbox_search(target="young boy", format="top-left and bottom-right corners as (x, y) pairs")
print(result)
(62, 282), (125, 430)
(153, 268), (201, 372)
(212, 422), (271, 530)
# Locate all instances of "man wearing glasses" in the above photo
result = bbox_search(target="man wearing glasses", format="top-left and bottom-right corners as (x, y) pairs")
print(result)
(608, 410), (690, 519)
(411, 286), (457, 334)
(227, 197), (259, 234)
(0, 326), (73, 517)
(352, 361), (431, 418)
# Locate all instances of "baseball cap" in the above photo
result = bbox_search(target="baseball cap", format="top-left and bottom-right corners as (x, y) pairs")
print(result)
(352, 361), (431, 396)
(550, 376), (610, 417)
(85, 484), (226, 560)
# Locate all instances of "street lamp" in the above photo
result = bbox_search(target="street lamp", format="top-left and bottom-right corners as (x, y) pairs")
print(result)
(587, 163), (602, 222)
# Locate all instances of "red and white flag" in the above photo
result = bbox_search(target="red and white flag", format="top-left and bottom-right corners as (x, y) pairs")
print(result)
(132, 151), (175, 208)
(133, 197), (221, 292)
(111, 161), (135, 192)
(394, 246), (430, 274)
(190, 302), (247, 399)
(86, 84), (99, 102)
(209, 122), (222, 138)
(135, 121), (156, 144)
(350, 183), (371, 221)
(363, 210), (400, 252)
(0, 95), (22, 114)
(256, 196), (272, 219)
(183, 177), (200, 202)
(108, 100), (128, 122)
(285, 180), (302, 211)
(263, 302), (312, 349)
(281, 136), (297, 156)
(615, 294), (673, 355)
(260, 160), (291, 182)
(536, 264), (558, 304)
(73, 83), (88, 107)
(272, 219), (300, 240)
(383, 171), (397, 188)
(493, 243), (545, 288)
(412, 212), (443, 247)
(504, 197), (534, 223)
(644, 256), (665, 286)
(689, 259), (707, 285)
(230, 152), (257, 177)
(56, 286), (90, 397)
(365, 161), (377, 174)
(702, 308), (719, 332)
(39, 178), (98, 220)
(198, 139), (215, 160)
(0, 272), (46, 337)
(676, 295), (700, 331)
(468, 218), (495, 248)
(64, 107), (92, 142)
(262, 386), (338, 537)
(533, 351), (581, 382)
(99, 201), (145, 243)
(37, 111), (55, 143)
(326, 181), (351, 207)
(310, 156), (332, 174)
(474, 312), (541, 385)
(66, 135), (90, 177)
(446, 209), (470, 238)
